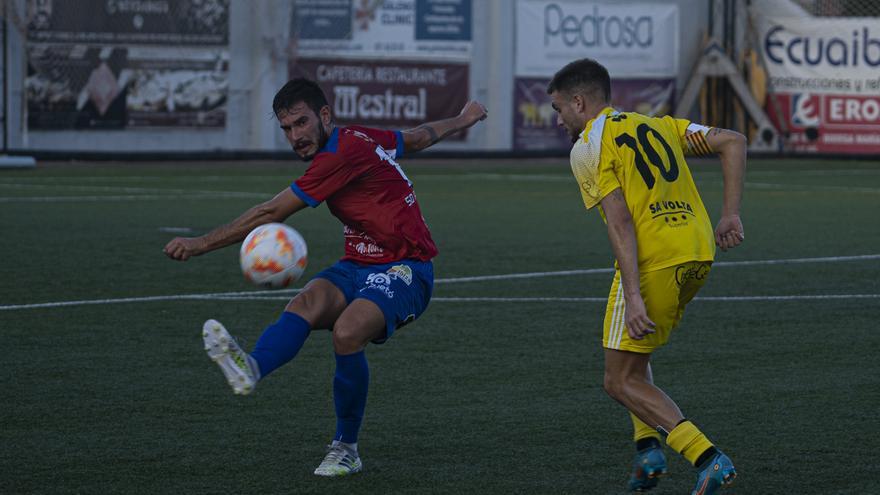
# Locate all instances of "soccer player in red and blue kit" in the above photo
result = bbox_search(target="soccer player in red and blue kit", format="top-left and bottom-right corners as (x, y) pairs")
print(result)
(164, 78), (487, 476)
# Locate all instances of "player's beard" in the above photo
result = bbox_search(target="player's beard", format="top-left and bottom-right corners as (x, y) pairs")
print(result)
(297, 122), (329, 162)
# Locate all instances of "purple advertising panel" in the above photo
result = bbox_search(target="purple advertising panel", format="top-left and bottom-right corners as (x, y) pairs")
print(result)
(513, 77), (675, 150)
(292, 58), (469, 137)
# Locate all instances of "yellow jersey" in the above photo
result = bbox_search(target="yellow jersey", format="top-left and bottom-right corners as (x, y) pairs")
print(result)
(569, 107), (715, 272)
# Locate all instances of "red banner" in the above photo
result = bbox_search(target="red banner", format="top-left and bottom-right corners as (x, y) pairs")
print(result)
(768, 93), (880, 154)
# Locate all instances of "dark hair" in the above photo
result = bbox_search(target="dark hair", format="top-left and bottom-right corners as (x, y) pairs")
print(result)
(272, 78), (329, 116)
(546, 58), (611, 103)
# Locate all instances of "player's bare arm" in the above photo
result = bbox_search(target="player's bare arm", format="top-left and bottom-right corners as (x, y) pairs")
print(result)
(702, 127), (747, 251)
(164, 188), (307, 261)
(401, 100), (487, 153)
(600, 188), (656, 340)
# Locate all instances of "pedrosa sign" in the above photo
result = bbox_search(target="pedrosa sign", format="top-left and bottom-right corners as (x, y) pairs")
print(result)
(543, 4), (653, 48)
(515, 0), (678, 78)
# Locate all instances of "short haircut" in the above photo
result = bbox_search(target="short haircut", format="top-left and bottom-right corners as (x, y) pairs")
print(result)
(272, 78), (329, 116)
(546, 58), (611, 103)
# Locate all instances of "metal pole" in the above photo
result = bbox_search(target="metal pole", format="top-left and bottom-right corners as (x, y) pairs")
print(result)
(3, 9), (8, 153)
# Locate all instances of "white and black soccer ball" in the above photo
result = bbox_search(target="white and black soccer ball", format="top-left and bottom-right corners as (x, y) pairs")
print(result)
(239, 223), (308, 289)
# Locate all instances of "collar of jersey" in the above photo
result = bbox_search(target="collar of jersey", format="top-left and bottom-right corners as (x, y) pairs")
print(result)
(588, 106), (616, 127)
(580, 106), (616, 141)
(318, 127), (340, 154)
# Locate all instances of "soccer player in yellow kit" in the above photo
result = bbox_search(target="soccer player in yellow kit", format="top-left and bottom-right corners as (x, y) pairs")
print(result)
(547, 59), (746, 494)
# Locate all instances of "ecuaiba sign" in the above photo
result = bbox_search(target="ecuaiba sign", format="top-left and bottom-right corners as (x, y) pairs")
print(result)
(754, 14), (880, 154)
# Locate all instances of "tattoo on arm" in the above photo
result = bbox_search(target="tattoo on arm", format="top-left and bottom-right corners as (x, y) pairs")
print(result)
(414, 124), (440, 145)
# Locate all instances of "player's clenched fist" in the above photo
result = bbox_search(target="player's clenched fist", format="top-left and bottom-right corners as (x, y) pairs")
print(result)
(459, 100), (488, 126)
(164, 237), (204, 261)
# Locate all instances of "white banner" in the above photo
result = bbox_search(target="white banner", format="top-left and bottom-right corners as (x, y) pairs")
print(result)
(514, 0), (678, 78)
(293, 0), (472, 61)
(755, 15), (880, 95)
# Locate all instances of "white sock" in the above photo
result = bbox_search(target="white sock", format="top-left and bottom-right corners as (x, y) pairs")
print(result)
(331, 440), (358, 454)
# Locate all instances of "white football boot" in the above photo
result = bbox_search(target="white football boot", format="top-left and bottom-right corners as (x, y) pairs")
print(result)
(313, 442), (363, 477)
(202, 319), (258, 395)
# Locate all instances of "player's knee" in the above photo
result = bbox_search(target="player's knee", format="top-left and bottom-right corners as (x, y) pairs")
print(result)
(603, 372), (626, 400)
(332, 323), (369, 354)
(286, 288), (315, 313)
(285, 283), (340, 326)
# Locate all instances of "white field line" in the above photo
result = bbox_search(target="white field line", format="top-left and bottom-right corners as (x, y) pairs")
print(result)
(0, 182), (270, 196)
(1, 253), (878, 312)
(0, 182), (270, 202)
(432, 254), (880, 284)
(4, 293), (875, 310)
(743, 182), (880, 194)
(0, 192), (268, 202)
(0, 175), (294, 183)
(435, 267), (614, 283)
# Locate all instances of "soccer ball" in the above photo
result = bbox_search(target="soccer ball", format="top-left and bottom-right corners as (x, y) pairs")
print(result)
(240, 223), (308, 289)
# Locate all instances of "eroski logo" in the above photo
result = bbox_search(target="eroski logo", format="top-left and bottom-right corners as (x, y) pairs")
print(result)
(792, 94), (820, 126)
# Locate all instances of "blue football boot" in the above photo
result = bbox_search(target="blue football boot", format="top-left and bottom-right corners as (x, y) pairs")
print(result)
(628, 446), (668, 492)
(691, 451), (736, 495)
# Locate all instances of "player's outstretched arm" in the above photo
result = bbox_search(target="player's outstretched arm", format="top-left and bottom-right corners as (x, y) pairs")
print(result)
(704, 127), (747, 251)
(600, 189), (656, 340)
(163, 188), (307, 261)
(401, 100), (487, 153)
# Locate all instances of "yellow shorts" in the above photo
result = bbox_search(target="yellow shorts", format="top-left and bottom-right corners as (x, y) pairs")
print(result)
(603, 261), (711, 353)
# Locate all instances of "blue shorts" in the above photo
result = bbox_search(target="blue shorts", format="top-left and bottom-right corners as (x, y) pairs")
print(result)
(313, 259), (434, 343)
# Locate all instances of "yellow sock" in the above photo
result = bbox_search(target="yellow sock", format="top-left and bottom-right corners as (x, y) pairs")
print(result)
(630, 413), (662, 443)
(666, 420), (715, 466)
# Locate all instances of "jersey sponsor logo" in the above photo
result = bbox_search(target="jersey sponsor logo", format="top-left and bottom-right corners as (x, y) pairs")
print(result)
(363, 272), (395, 298)
(649, 199), (694, 216)
(345, 225), (386, 257)
(354, 241), (384, 256)
(650, 199), (695, 228)
(387, 264), (413, 285)
(674, 263), (710, 286)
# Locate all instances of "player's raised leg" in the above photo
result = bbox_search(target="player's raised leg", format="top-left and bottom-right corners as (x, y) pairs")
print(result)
(203, 279), (347, 395)
(203, 319), (260, 395)
(314, 298), (386, 477)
